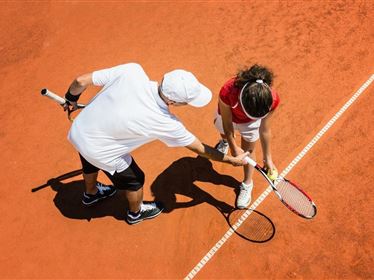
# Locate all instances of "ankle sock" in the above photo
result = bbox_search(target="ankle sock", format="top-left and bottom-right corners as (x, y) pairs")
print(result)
(241, 181), (253, 188)
(128, 210), (141, 218)
(84, 191), (98, 197)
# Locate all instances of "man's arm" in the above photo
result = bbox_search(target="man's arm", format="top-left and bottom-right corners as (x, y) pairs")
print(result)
(68, 73), (94, 95)
(64, 73), (93, 110)
(186, 138), (248, 166)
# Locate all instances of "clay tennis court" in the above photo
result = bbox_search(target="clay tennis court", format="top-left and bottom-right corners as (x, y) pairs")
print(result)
(1, 1), (373, 279)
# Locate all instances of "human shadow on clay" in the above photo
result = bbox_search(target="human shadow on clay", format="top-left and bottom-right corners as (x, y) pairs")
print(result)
(32, 170), (128, 221)
(32, 156), (240, 221)
(32, 161), (276, 242)
(150, 156), (240, 214)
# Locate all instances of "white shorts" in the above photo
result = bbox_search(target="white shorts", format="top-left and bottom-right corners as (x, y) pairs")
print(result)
(214, 114), (261, 143)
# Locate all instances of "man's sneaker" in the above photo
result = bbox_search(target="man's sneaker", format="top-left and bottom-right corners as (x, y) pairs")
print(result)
(236, 181), (253, 209)
(214, 139), (229, 155)
(126, 202), (164, 225)
(82, 182), (117, 206)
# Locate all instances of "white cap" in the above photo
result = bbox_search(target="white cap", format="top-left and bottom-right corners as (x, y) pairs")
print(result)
(161, 70), (212, 107)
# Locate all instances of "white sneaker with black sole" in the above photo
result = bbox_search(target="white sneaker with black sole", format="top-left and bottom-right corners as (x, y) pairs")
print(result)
(236, 181), (253, 209)
(214, 139), (229, 155)
(126, 202), (164, 225)
(82, 182), (117, 206)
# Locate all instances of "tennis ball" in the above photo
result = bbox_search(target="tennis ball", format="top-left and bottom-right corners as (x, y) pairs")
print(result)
(267, 169), (278, 181)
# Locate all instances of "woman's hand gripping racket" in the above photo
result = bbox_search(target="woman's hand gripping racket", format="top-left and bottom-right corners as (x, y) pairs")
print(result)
(41, 89), (85, 122)
(245, 156), (317, 219)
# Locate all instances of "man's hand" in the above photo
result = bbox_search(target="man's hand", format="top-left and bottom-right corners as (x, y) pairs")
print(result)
(63, 100), (79, 112)
(230, 151), (250, 166)
(231, 146), (244, 157)
(186, 139), (249, 166)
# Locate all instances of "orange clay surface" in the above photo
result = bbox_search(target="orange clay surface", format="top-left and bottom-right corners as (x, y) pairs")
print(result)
(0, 2), (373, 279)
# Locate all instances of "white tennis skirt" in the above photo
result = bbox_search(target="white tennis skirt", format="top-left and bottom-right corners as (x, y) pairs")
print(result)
(214, 114), (261, 142)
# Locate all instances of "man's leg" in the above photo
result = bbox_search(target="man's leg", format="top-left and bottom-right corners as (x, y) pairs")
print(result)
(79, 154), (117, 205)
(106, 157), (163, 224)
(125, 187), (143, 213)
(83, 172), (99, 195)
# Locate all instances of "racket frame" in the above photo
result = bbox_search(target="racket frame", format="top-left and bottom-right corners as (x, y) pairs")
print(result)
(245, 156), (317, 219)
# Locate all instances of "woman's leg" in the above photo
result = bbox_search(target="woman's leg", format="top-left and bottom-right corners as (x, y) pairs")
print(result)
(241, 138), (257, 185)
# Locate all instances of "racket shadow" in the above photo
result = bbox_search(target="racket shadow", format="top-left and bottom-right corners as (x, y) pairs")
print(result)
(225, 208), (276, 243)
(150, 156), (240, 214)
(31, 170), (127, 221)
(31, 169), (83, 192)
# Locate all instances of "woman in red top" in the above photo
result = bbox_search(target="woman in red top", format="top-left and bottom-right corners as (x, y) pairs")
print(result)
(214, 64), (280, 209)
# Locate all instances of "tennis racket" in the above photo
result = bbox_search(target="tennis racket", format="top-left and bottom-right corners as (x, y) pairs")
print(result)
(227, 208), (275, 243)
(245, 156), (317, 219)
(41, 88), (85, 121)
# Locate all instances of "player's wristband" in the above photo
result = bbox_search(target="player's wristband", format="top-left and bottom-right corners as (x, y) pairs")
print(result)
(65, 91), (81, 102)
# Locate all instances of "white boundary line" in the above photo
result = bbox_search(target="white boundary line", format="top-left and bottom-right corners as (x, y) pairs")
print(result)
(184, 74), (374, 280)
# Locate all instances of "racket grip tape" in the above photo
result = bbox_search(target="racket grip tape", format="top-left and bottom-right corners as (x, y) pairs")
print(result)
(41, 88), (66, 105)
(244, 156), (257, 167)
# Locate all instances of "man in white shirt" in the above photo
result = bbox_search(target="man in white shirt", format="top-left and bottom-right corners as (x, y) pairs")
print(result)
(64, 63), (249, 224)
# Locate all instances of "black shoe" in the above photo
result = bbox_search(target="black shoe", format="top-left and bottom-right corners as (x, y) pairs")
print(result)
(126, 202), (164, 225)
(82, 182), (117, 206)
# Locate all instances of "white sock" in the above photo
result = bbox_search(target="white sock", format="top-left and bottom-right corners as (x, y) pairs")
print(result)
(241, 181), (253, 188)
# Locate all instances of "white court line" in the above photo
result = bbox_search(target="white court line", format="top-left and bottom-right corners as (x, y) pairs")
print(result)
(185, 74), (374, 280)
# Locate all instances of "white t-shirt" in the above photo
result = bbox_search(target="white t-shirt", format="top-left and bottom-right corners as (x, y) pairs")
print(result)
(68, 63), (196, 174)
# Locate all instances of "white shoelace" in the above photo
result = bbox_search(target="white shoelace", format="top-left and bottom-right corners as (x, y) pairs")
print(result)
(238, 189), (249, 199)
(239, 182), (253, 198)
(141, 202), (157, 211)
(128, 203), (157, 219)
(128, 203), (158, 219)
(96, 183), (111, 194)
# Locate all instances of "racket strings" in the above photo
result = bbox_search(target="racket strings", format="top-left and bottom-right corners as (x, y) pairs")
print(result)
(228, 210), (275, 242)
(275, 179), (316, 218)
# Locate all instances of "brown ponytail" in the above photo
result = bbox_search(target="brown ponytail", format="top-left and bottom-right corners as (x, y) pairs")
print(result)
(234, 64), (274, 88)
